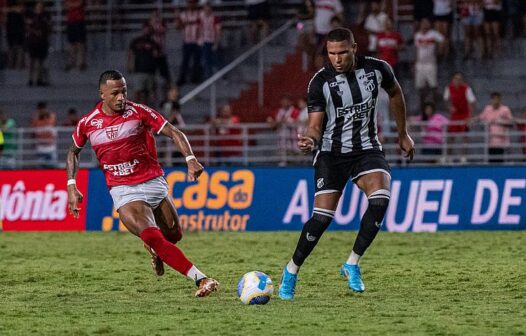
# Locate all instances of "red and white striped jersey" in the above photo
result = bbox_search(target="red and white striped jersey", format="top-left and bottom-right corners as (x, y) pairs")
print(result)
(178, 8), (202, 43)
(72, 101), (168, 188)
(200, 12), (221, 44)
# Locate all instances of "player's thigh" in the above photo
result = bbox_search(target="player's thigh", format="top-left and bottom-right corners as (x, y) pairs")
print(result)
(118, 201), (157, 237)
(313, 152), (348, 211)
(351, 151), (391, 196)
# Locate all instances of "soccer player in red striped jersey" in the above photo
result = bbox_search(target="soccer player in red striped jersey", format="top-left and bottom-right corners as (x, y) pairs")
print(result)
(66, 70), (218, 297)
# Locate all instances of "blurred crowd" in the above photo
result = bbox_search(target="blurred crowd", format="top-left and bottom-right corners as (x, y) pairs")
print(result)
(0, 0), (525, 168)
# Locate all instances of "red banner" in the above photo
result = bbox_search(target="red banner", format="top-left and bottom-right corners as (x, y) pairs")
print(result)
(0, 170), (88, 231)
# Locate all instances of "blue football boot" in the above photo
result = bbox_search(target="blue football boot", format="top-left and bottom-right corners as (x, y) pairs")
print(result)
(340, 263), (365, 293)
(278, 267), (297, 300)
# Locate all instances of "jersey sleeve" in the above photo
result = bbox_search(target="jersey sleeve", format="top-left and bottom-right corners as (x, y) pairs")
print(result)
(72, 118), (88, 148)
(377, 59), (396, 90)
(139, 104), (169, 134)
(307, 72), (326, 113)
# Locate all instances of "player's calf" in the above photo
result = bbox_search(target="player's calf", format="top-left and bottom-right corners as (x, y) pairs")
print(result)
(352, 189), (390, 256)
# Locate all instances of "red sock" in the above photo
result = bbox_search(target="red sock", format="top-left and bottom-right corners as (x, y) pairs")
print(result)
(140, 227), (193, 275)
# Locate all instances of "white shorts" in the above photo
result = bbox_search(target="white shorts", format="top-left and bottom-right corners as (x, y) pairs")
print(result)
(109, 176), (168, 210)
(415, 63), (437, 89)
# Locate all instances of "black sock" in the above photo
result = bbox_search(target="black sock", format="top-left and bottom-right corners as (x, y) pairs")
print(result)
(352, 191), (390, 256)
(292, 212), (333, 267)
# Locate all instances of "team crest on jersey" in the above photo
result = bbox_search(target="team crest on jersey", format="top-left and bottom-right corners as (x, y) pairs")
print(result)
(105, 126), (120, 140)
(364, 80), (375, 92)
(337, 90), (343, 96)
(91, 119), (103, 129)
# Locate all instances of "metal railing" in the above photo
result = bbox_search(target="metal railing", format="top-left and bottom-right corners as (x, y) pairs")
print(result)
(1, 120), (525, 170)
(179, 20), (296, 119)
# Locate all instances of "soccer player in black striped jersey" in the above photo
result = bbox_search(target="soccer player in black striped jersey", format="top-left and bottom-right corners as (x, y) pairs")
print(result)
(278, 28), (415, 300)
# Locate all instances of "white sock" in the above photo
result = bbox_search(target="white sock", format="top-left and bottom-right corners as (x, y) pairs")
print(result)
(346, 251), (361, 265)
(186, 265), (206, 282)
(286, 259), (300, 274)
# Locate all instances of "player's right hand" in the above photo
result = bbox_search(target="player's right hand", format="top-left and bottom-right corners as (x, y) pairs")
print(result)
(67, 186), (83, 219)
(297, 134), (316, 154)
(187, 159), (204, 182)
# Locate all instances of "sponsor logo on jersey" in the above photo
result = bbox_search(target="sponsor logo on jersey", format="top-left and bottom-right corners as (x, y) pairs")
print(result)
(103, 159), (140, 176)
(317, 178), (324, 189)
(336, 98), (376, 119)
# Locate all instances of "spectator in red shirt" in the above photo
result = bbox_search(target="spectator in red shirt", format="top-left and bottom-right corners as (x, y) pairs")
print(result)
(62, 108), (80, 127)
(267, 95), (300, 165)
(210, 103), (242, 162)
(64, 0), (87, 71)
(31, 101), (57, 167)
(375, 17), (403, 78)
(443, 72), (476, 162)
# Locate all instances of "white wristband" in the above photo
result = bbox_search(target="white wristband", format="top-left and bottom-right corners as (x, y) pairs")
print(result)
(67, 179), (76, 186)
(185, 155), (196, 162)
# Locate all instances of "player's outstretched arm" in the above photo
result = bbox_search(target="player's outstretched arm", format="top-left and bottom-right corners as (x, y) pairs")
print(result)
(160, 123), (204, 181)
(386, 81), (415, 160)
(66, 142), (84, 218)
(298, 111), (324, 154)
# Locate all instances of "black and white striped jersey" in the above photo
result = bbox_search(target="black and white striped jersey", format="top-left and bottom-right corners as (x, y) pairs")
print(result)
(307, 56), (395, 154)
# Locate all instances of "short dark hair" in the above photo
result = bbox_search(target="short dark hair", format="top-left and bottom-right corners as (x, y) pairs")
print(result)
(326, 28), (355, 43)
(99, 70), (124, 88)
(490, 92), (501, 98)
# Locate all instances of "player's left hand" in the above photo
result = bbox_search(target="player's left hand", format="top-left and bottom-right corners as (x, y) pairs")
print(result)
(399, 133), (415, 160)
(187, 159), (204, 182)
(297, 134), (317, 154)
(67, 186), (83, 219)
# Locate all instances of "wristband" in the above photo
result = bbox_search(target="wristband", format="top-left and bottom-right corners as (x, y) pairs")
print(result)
(185, 155), (197, 162)
(67, 179), (76, 186)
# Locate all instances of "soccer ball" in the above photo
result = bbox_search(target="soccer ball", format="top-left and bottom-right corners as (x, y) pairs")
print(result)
(237, 271), (274, 305)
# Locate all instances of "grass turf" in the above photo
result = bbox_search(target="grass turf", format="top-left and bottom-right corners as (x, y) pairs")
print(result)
(0, 231), (524, 336)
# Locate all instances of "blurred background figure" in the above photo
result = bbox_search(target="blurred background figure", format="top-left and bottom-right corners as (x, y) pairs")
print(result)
(0, 109), (17, 168)
(62, 108), (80, 127)
(175, 0), (203, 86)
(483, 0), (503, 59)
(64, 0), (87, 71)
(459, 0), (484, 61)
(364, 0), (388, 54)
(160, 85), (185, 127)
(443, 72), (477, 163)
(414, 18), (444, 111)
(245, 0), (270, 44)
(267, 95), (300, 165)
(26, 1), (51, 86)
(415, 102), (449, 162)
(200, 2), (222, 79)
(475, 92), (515, 162)
(127, 22), (160, 104)
(149, 10), (171, 88)
(375, 16), (404, 78)
(30, 101), (57, 168)
(210, 103), (241, 164)
(432, 0), (453, 59)
(5, 0), (26, 70)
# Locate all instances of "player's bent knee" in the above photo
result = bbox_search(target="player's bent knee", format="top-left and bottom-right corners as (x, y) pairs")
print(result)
(140, 227), (165, 248)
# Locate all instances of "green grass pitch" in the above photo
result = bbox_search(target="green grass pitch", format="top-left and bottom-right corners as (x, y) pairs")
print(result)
(0, 231), (525, 335)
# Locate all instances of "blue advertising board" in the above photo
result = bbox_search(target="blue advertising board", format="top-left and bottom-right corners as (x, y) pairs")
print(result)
(86, 166), (526, 232)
